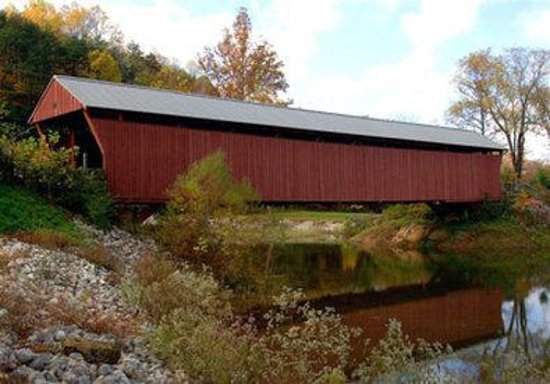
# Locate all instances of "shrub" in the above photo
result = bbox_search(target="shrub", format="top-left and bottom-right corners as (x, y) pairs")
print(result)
(150, 308), (262, 383)
(167, 151), (257, 216)
(532, 167), (550, 189)
(353, 319), (453, 383)
(131, 255), (470, 383)
(62, 169), (113, 229)
(382, 204), (432, 224)
(76, 244), (123, 273)
(149, 286), (360, 384)
(343, 216), (371, 237)
(155, 151), (268, 286)
(127, 254), (229, 322)
(477, 344), (550, 383)
(0, 277), (137, 340)
(133, 252), (176, 287)
(0, 134), (112, 228)
(468, 199), (514, 222)
(258, 288), (359, 383)
(134, 254), (360, 383)
(13, 229), (77, 249)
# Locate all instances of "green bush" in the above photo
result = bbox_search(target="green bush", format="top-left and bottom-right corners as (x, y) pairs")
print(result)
(533, 167), (550, 189)
(155, 151), (265, 284)
(0, 134), (112, 228)
(62, 170), (113, 229)
(167, 151), (257, 216)
(131, 255), (484, 383)
(382, 203), (432, 224)
(468, 199), (514, 222)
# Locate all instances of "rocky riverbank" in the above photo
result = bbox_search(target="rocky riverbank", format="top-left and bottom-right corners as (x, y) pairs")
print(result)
(0, 224), (185, 383)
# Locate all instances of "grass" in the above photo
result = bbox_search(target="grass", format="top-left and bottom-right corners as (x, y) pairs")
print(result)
(0, 183), (82, 239)
(259, 208), (376, 222)
(435, 217), (550, 253)
(244, 209), (378, 243)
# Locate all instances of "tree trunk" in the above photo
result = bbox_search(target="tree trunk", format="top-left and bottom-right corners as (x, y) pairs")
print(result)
(513, 137), (525, 180)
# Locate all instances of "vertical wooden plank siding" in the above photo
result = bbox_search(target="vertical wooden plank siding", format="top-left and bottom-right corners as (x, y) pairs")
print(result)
(89, 116), (502, 203)
(29, 81), (82, 124)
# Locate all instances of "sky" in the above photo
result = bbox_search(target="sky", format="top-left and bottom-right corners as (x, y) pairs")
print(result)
(3, 0), (550, 160)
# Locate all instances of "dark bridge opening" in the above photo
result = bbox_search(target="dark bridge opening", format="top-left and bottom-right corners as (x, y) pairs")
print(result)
(38, 112), (103, 169)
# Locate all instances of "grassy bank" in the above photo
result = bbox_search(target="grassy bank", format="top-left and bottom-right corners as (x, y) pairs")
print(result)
(0, 183), (82, 241)
(348, 202), (550, 253)
(431, 218), (550, 253)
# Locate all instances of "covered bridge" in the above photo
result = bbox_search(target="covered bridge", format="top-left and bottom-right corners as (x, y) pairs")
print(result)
(29, 75), (503, 204)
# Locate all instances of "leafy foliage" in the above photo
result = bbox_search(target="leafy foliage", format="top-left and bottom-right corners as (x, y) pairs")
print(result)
(132, 253), (456, 383)
(0, 1), (217, 124)
(167, 151), (257, 216)
(198, 7), (289, 104)
(87, 49), (122, 81)
(353, 319), (454, 383)
(448, 48), (550, 179)
(0, 10), (62, 120)
(258, 288), (357, 383)
(155, 151), (262, 283)
(127, 254), (229, 323)
(0, 134), (112, 228)
(533, 167), (550, 189)
(382, 203), (432, 224)
(129, 254), (357, 383)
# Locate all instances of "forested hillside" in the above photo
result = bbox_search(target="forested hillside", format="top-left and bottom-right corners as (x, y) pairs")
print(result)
(0, 1), (217, 123)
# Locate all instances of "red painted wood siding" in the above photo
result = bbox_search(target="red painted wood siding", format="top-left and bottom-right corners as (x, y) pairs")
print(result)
(29, 81), (82, 124)
(89, 116), (502, 203)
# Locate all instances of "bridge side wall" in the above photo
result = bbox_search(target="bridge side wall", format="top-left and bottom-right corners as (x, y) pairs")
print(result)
(87, 112), (501, 203)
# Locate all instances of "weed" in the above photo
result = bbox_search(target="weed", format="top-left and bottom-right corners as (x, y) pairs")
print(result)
(126, 255), (228, 323)
(258, 288), (360, 383)
(353, 319), (454, 383)
(61, 337), (121, 364)
(12, 229), (77, 249)
(0, 250), (10, 271)
(76, 244), (123, 273)
(0, 279), (138, 340)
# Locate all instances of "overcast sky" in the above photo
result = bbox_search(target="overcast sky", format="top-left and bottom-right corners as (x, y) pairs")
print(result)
(3, 0), (550, 161)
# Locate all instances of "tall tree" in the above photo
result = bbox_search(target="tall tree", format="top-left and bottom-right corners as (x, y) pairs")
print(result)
(0, 11), (62, 121)
(87, 49), (122, 82)
(20, 0), (120, 46)
(447, 50), (494, 137)
(149, 63), (217, 95)
(60, 2), (121, 45)
(198, 7), (289, 104)
(20, 0), (62, 33)
(448, 48), (550, 179)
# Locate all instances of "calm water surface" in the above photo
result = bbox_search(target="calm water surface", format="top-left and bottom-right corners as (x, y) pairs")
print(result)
(268, 243), (550, 355)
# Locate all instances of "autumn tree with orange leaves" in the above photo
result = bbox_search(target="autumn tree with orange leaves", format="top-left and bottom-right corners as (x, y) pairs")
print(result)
(198, 8), (289, 105)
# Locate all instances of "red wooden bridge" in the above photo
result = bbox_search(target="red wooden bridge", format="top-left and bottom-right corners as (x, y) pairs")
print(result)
(30, 76), (503, 204)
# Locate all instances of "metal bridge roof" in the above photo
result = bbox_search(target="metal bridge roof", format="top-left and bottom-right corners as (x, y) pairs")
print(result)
(52, 75), (503, 150)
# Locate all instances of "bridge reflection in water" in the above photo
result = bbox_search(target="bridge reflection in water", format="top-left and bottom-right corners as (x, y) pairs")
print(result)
(314, 287), (504, 353)
(269, 243), (505, 352)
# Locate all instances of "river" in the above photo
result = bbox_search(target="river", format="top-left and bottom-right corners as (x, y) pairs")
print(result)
(264, 243), (550, 366)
